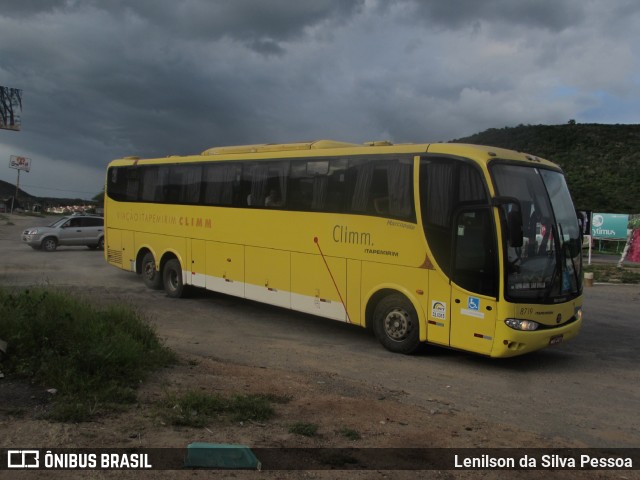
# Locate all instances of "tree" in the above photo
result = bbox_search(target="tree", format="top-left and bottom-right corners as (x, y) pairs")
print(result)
(92, 188), (105, 207)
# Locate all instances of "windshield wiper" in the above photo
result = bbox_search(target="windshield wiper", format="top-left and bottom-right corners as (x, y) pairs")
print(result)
(543, 224), (562, 302)
(559, 223), (581, 293)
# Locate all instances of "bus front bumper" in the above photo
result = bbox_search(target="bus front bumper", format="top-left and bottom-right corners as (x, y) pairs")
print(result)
(490, 316), (583, 358)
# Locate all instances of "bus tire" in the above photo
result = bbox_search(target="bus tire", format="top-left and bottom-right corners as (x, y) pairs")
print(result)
(142, 252), (163, 290)
(163, 258), (186, 298)
(373, 293), (420, 354)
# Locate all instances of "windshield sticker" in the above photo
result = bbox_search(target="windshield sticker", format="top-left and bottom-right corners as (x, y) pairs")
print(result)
(510, 282), (547, 290)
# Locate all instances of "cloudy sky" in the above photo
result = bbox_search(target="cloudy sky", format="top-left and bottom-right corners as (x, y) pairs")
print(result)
(1, 0), (639, 200)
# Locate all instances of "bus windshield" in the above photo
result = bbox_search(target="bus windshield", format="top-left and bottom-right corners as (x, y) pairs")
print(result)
(492, 164), (582, 302)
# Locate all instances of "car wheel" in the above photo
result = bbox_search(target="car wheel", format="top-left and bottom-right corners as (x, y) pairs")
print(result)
(41, 237), (58, 252)
(142, 252), (163, 290)
(97, 237), (104, 250)
(163, 258), (187, 298)
(372, 293), (421, 354)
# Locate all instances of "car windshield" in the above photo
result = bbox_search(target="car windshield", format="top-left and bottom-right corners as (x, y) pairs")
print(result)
(492, 164), (582, 302)
(48, 218), (69, 228)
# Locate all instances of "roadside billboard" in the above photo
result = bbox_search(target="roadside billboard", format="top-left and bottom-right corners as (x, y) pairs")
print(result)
(591, 213), (629, 239)
(9, 155), (31, 172)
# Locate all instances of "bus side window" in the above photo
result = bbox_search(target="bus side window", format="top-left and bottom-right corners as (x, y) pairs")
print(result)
(140, 166), (166, 202)
(323, 158), (347, 212)
(348, 159), (373, 214)
(348, 159), (413, 219)
(420, 158), (488, 274)
(242, 161), (290, 208)
(107, 167), (132, 201)
(168, 165), (202, 204)
(203, 163), (240, 206)
(288, 158), (347, 213)
(289, 161), (313, 210)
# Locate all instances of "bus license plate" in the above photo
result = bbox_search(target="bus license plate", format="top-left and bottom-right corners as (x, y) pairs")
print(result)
(549, 335), (564, 346)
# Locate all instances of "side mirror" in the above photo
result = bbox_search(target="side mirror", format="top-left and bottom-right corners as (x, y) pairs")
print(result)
(493, 196), (524, 248)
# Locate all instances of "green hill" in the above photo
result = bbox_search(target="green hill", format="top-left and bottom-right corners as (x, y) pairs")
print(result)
(0, 178), (36, 201)
(0, 179), (94, 210)
(452, 123), (640, 213)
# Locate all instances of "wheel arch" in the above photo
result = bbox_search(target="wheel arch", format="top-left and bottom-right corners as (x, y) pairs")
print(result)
(135, 246), (153, 274)
(364, 285), (427, 342)
(42, 234), (60, 242)
(159, 249), (183, 274)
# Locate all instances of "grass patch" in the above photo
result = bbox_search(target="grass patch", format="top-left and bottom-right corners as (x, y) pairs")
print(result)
(338, 427), (361, 441)
(289, 422), (319, 437)
(0, 288), (177, 422)
(160, 391), (276, 427)
(584, 264), (640, 284)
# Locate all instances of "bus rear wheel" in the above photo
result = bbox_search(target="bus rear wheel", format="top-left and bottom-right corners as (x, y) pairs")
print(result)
(373, 293), (420, 354)
(163, 258), (186, 298)
(142, 252), (163, 290)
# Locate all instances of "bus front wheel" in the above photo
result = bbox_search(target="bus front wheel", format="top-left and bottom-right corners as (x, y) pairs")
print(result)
(373, 294), (420, 354)
(163, 258), (186, 298)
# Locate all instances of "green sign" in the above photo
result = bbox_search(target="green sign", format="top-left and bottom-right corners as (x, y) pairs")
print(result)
(591, 213), (629, 239)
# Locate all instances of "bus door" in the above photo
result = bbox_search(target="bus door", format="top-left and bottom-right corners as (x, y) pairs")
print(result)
(449, 207), (498, 355)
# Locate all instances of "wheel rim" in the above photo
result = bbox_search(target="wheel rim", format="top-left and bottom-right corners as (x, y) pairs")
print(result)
(383, 307), (412, 341)
(144, 261), (156, 281)
(44, 239), (56, 250)
(168, 269), (179, 291)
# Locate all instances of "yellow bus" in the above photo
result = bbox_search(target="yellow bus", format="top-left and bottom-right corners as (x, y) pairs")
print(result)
(104, 140), (583, 357)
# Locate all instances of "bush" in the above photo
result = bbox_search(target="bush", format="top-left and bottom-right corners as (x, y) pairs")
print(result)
(0, 288), (176, 421)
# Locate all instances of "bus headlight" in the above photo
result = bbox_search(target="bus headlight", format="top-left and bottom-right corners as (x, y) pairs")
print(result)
(575, 307), (583, 322)
(505, 318), (540, 331)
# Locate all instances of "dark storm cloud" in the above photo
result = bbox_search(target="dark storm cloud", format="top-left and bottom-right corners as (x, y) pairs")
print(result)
(397, 0), (585, 31)
(107, 0), (365, 44)
(0, 0), (639, 199)
(0, 0), (69, 18)
(0, 0), (365, 53)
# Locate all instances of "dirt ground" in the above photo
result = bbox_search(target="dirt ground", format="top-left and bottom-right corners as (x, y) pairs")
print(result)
(1, 355), (625, 480)
(0, 214), (637, 479)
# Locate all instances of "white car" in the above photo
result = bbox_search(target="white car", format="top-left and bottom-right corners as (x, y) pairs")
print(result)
(22, 215), (104, 251)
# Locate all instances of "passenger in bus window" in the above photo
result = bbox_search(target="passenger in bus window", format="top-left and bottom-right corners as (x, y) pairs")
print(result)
(265, 189), (283, 207)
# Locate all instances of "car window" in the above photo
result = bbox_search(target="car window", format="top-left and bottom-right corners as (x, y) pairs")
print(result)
(83, 217), (104, 227)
